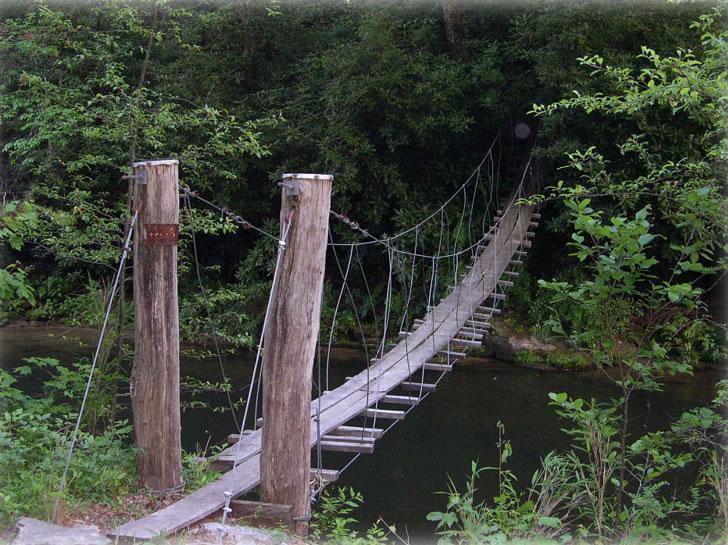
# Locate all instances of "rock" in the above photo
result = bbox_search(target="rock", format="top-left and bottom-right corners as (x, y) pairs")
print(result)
(480, 317), (557, 364)
(13, 518), (110, 545)
(201, 522), (276, 544)
(483, 334), (518, 361)
(511, 335), (557, 354)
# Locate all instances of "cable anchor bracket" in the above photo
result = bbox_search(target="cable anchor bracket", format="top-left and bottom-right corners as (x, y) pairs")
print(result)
(278, 178), (301, 202)
(120, 172), (148, 185)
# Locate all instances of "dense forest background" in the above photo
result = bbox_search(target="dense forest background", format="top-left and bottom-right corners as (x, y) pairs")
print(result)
(1, 0), (723, 345)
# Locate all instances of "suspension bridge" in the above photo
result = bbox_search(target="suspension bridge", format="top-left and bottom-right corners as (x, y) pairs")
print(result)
(104, 129), (540, 540)
(50, 127), (540, 540)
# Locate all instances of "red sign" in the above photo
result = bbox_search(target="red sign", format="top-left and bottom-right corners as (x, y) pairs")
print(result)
(145, 224), (179, 246)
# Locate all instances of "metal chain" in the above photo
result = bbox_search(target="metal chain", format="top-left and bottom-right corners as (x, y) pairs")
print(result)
(180, 185), (280, 242)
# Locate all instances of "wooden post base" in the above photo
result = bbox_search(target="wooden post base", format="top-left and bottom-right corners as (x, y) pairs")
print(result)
(230, 500), (293, 529)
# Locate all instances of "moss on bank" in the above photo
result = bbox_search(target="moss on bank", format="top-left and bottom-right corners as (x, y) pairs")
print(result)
(480, 317), (593, 371)
(515, 348), (591, 370)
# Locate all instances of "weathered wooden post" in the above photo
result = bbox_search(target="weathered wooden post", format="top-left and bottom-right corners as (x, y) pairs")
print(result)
(260, 173), (333, 534)
(131, 159), (182, 491)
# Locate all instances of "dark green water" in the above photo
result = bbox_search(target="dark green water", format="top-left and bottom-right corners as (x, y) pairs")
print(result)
(1, 324), (722, 538)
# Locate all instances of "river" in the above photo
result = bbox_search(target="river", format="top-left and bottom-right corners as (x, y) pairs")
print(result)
(0, 323), (722, 538)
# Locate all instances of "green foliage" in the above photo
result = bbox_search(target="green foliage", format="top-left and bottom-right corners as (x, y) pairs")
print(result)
(12, 352), (123, 436)
(0, 4), (270, 186)
(0, 358), (136, 525)
(0, 1), (272, 329)
(538, 200), (696, 381)
(544, 384), (728, 542)
(496, 7), (728, 542)
(310, 487), (386, 545)
(179, 285), (254, 350)
(0, 263), (35, 308)
(270, 9), (480, 226)
(518, 2), (727, 372)
(30, 274), (110, 325)
(431, 386), (728, 543)
(0, 202), (37, 314)
(428, 424), (579, 544)
(530, 3), (726, 389)
(0, 201), (37, 252)
(181, 449), (222, 493)
(428, 460), (542, 544)
(531, 5), (727, 161)
(526, 39), (727, 525)
(529, 4), (726, 287)
(179, 376), (243, 414)
(666, 315), (726, 368)
(311, 487), (364, 540)
(530, 144), (720, 541)
(514, 351), (541, 366)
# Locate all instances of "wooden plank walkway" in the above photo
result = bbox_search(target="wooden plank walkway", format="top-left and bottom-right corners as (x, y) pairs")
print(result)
(112, 197), (536, 541)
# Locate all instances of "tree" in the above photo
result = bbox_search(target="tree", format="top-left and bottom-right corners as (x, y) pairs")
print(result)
(524, 4), (727, 539)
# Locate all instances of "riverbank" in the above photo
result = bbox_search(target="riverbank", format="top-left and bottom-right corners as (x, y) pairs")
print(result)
(2, 318), (720, 375)
(1, 321), (724, 538)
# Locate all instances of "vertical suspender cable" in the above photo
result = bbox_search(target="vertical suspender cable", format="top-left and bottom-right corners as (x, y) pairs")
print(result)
(184, 194), (239, 430)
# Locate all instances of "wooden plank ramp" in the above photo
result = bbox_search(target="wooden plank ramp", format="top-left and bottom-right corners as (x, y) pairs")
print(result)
(112, 198), (536, 540)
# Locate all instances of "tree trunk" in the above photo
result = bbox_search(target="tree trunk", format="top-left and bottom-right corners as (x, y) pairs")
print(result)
(441, 0), (462, 56)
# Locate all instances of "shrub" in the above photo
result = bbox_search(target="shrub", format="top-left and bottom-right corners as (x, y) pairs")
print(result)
(0, 359), (136, 526)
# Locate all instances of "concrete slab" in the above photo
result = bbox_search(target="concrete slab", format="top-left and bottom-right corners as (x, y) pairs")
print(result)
(13, 518), (110, 545)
